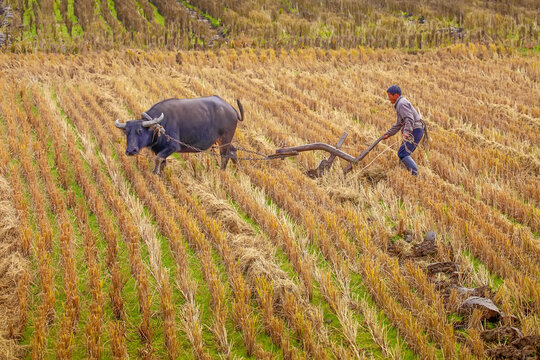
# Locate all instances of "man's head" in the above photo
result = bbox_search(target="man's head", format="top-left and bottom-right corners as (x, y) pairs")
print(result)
(386, 85), (401, 104)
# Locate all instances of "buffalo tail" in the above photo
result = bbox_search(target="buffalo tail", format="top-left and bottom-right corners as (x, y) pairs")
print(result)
(236, 99), (244, 121)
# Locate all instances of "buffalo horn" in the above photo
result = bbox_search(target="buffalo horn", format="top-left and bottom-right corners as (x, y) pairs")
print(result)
(115, 119), (127, 129)
(141, 112), (153, 121)
(142, 113), (164, 127)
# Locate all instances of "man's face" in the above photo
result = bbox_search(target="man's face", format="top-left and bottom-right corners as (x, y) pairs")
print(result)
(387, 92), (400, 104)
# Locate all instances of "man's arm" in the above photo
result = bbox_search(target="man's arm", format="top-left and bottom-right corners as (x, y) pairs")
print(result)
(384, 120), (402, 138)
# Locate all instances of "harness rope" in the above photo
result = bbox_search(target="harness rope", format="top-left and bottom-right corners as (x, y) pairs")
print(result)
(352, 140), (399, 178)
(146, 124), (412, 170)
(149, 124), (272, 161)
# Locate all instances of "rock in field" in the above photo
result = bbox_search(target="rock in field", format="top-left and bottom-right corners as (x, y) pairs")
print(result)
(458, 296), (502, 321)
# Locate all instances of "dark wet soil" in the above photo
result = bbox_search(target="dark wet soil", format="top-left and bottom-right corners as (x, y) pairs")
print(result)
(487, 335), (540, 359)
(387, 229), (534, 358)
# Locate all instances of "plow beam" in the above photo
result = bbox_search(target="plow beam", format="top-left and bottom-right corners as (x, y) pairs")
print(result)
(275, 143), (354, 162)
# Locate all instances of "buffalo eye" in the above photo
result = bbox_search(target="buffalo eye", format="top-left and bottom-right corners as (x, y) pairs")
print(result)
(136, 129), (142, 135)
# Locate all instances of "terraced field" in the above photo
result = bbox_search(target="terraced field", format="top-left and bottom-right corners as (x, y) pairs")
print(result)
(0, 46), (538, 359)
(2, 0), (538, 51)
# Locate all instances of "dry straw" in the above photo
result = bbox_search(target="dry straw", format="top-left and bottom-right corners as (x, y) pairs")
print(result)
(0, 175), (29, 359)
(3, 47), (538, 359)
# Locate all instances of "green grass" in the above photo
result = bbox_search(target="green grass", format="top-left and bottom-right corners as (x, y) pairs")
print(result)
(66, 0), (84, 37)
(92, 0), (114, 35)
(106, 0), (119, 19)
(226, 196), (305, 356)
(50, 85), (134, 357)
(54, 97), (130, 358)
(149, 1), (165, 26)
(13, 166), (39, 356)
(463, 250), (504, 289)
(52, 0), (70, 39)
(280, 0), (297, 14)
(228, 185), (413, 358)
(22, 0), (38, 40)
(47, 144), (95, 358)
(134, 0), (145, 19)
(350, 272), (417, 360)
(104, 0), (125, 31)
(178, 0), (221, 28)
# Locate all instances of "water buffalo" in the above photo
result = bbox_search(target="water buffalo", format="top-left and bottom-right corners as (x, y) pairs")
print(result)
(115, 96), (243, 174)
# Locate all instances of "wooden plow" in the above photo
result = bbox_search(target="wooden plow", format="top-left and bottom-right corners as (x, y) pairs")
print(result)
(268, 132), (385, 178)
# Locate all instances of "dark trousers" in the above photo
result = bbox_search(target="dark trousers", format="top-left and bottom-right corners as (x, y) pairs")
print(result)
(397, 128), (424, 159)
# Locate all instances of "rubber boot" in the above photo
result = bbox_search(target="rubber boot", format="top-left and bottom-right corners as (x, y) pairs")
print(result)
(400, 155), (418, 176)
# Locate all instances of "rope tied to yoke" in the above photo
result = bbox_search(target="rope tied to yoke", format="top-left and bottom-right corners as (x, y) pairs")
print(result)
(352, 140), (399, 178)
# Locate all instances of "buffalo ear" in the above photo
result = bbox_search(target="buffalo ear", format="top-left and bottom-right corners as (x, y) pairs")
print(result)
(115, 119), (127, 129)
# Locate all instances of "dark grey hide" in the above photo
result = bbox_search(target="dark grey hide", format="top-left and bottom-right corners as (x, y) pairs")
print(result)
(115, 96), (244, 174)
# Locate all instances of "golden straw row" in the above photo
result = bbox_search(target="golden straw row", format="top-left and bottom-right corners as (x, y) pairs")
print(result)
(0, 83), (56, 359)
(90, 75), (308, 358)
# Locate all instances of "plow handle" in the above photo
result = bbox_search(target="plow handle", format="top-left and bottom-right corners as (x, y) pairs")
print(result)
(343, 135), (385, 175)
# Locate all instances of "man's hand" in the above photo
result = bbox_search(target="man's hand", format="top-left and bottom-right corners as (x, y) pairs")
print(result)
(382, 134), (389, 140)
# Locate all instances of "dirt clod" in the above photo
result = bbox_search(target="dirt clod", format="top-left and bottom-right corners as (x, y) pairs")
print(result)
(487, 335), (540, 359)
(388, 238), (408, 256)
(481, 325), (523, 343)
(411, 230), (437, 257)
(459, 296), (502, 321)
(454, 285), (494, 299)
(427, 261), (457, 275)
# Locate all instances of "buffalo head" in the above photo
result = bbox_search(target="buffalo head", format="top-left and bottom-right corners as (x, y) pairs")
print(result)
(115, 113), (164, 155)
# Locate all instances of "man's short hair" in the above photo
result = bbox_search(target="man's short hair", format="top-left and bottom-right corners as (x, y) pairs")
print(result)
(387, 85), (401, 95)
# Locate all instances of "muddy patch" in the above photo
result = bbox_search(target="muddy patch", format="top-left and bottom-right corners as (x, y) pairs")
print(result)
(388, 230), (438, 259)
(387, 227), (533, 357)
(454, 285), (494, 298)
(411, 230), (437, 257)
(487, 335), (540, 359)
(427, 261), (457, 275)
(481, 325), (523, 344)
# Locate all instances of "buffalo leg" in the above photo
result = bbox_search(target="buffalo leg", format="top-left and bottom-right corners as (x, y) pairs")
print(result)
(220, 155), (229, 170)
(219, 144), (237, 170)
(230, 145), (238, 165)
(218, 134), (237, 170)
(153, 148), (176, 175)
(153, 157), (165, 175)
(159, 159), (167, 173)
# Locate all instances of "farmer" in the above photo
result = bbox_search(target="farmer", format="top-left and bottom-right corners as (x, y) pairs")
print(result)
(382, 85), (425, 176)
